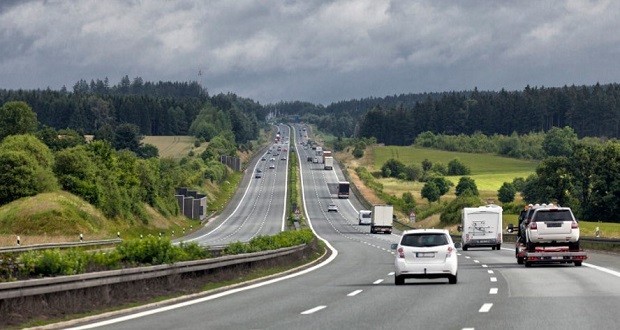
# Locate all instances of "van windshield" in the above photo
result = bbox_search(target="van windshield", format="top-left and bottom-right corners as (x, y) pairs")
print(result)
(401, 233), (448, 247)
(361, 213), (371, 218)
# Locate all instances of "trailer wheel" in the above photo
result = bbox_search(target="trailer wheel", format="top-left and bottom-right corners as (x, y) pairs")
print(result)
(574, 261), (583, 267)
(517, 256), (524, 265)
(496, 244), (502, 250)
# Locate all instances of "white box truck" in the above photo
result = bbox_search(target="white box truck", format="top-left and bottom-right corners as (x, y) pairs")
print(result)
(324, 156), (334, 170)
(371, 205), (393, 234)
(460, 204), (503, 251)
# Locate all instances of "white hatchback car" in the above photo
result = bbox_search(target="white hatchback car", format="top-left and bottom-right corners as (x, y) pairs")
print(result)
(392, 229), (458, 285)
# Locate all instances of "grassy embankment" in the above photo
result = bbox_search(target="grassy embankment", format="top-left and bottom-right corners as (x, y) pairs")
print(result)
(339, 145), (620, 237)
(0, 135), (248, 246)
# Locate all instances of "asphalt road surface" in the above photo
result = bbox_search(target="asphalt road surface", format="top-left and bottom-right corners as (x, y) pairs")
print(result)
(68, 124), (620, 330)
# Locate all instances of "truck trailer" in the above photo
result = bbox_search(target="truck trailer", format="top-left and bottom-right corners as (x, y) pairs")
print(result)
(337, 181), (350, 198)
(324, 156), (334, 170)
(370, 205), (393, 234)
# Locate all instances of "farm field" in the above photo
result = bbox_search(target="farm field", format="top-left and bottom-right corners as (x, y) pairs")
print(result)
(143, 136), (202, 158)
(372, 146), (538, 193)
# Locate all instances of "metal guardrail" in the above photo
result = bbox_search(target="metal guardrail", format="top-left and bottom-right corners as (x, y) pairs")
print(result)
(0, 244), (305, 300)
(0, 239), (123, 254)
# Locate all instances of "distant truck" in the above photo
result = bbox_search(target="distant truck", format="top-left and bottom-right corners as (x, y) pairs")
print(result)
(337, 181), (350, 198)
(316, 146), (323, 156)
(324, 156), (334, 170)
(322, 150), (332, 163)
(370, 205), (393, 234)
(460, 204), (503, 251)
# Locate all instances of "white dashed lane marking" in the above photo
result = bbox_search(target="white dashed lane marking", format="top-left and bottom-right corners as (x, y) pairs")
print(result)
(490, 277), (497, 282)
(489, 288), (498, 295)
(487, 270), (494, 274)
(301, 306), (327, 315)
(479, 303), (493, 313)
(347, 290), (363, 297)
(373, 279), (384, 284)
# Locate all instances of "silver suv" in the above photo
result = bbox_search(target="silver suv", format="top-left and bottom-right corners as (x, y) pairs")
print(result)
(525, 205), (580, 251)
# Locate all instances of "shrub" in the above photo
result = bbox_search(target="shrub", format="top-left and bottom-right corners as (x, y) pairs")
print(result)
(440, 195), (483, 226)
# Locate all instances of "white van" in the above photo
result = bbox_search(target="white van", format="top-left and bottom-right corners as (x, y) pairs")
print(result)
(358, 210), (372, 225)
(460, 204), (503, 251)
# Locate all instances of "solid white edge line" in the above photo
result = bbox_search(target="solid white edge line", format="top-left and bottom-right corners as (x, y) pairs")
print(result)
(479, 303), (493, 313)
(301, 305), (327, 315)
(584, 262), (620, 278)
(489, 288), (498, 294)
(347, 290), (363, 297)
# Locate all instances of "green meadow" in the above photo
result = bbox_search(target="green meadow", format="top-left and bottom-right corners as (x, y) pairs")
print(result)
(373, 146), (538, 192)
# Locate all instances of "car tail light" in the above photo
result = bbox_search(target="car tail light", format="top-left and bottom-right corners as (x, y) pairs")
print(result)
(530, 222), (537, 230)
(446, 246), (453, 257)
(397, 247), (405, 258)
(571, 221), (579, 229)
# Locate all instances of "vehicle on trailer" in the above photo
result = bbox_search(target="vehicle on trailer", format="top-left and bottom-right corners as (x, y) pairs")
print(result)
(507, 204), (586, 267)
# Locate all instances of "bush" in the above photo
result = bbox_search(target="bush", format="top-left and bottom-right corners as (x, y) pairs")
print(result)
(440, 195), (483, 226)
(20, 249), (87, 277)
(498, 182), (516, 203)
(455, 177), (479, 197)
(447, 158), (471, 175)
(224, 229), (314, 255)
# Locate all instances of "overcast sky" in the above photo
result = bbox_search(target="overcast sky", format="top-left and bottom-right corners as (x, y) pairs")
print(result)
(1, 0), (618, 105)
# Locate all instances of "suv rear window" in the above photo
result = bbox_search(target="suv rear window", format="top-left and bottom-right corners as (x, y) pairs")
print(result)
(532, 209), (573, 222)
(401, 233), (448, 247)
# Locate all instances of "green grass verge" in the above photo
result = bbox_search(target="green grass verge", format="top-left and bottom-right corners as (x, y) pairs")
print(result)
(207, 172), (243, 213)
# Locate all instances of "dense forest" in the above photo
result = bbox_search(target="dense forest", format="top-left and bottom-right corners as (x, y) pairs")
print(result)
(0, 76), (266, 144)
(270, 83), (620, 145)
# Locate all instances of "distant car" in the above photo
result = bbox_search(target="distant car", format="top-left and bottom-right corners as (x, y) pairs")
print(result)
(327, 203), (338, 212)
(256, 168), (262, 173)
(392, 229), (458, 285)
(358, 210), (372, 225)
(270, 157), (275, 161)
(269, 164), (275, 169)
(261, 157), (266, 161)
(313, 157), (319, 163)
(307, 156), (313, 162)
(267, 150), (271, 154)
(281, 156), (287, 160)
(255, 172), (262, 178)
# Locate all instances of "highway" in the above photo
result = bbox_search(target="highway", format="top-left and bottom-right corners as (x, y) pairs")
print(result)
(69, 124), (620, 330)
(181, 124), (290, 246)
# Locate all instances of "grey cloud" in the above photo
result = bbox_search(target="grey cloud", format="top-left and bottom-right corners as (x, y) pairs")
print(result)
(0, 0), (618, 104)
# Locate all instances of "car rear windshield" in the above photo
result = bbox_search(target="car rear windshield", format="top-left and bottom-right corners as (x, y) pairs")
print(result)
(401, 233), (449, 247)
(532, 210), (573, 222)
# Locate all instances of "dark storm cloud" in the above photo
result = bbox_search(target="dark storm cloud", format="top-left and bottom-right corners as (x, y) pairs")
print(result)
(0, 0), (618, 104)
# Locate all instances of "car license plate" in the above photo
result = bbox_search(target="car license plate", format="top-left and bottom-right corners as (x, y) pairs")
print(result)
(416, 252), (434, 258)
